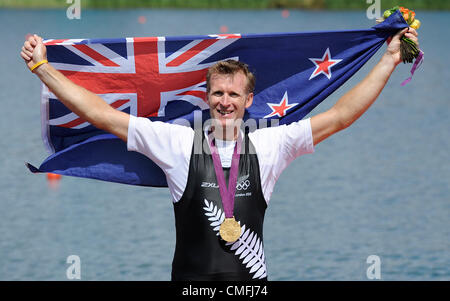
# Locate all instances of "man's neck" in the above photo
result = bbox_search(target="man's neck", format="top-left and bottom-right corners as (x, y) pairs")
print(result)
(210, 120), (241, 141)
(211, 126), (239, 141)
(213, 129), (239, 141)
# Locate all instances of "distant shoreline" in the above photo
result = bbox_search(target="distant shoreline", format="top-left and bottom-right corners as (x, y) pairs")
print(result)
(1, 0), (449, 10)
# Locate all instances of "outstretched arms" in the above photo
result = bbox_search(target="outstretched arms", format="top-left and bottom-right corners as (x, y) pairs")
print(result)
(310, 27), (419, 146)
(21, 34), (130, 142)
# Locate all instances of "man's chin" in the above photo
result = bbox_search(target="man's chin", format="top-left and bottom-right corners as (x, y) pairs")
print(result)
(212, 116), (241, 127)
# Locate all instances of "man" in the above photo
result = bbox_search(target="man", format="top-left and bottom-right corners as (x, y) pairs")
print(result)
(21, 28), (418, 280)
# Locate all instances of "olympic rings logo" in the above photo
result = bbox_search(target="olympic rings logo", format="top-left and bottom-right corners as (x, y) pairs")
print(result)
(236, 180), (250, 191)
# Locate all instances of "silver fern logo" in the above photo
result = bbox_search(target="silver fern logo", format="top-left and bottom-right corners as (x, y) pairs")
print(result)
(203, 199), (267, 279)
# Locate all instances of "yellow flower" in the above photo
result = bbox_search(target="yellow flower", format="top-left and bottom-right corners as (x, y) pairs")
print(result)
(410, 19), (421, 30)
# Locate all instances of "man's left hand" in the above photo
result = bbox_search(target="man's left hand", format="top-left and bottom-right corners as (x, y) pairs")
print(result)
(385, 27), (419, 66)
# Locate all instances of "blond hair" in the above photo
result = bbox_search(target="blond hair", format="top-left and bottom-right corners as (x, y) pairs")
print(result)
(206, 60), (255, 95)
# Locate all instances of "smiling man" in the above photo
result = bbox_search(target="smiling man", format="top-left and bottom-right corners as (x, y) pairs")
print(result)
(206, 60), (255, 141)
(21, 27), (418, 280)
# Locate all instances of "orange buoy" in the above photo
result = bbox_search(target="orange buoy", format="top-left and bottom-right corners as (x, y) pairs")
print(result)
(282, 9), (290, 19)
(220, 25), (228, 33)
(47, 173), (62, 180)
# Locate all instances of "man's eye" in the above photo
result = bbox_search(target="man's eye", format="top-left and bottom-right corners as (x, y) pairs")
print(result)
(213, 91), (223, 96)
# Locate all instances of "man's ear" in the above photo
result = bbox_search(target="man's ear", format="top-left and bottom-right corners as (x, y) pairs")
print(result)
(245, 93), (254, 109)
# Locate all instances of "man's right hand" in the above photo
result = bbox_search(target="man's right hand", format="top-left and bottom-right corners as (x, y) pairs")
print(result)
(21, 34), (47, 71)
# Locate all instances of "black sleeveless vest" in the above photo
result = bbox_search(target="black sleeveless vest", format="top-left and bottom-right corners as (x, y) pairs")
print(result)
(172, 129), (268, 281)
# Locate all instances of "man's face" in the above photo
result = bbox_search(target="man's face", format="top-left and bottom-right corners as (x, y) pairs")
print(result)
(207, 71), (253, 131)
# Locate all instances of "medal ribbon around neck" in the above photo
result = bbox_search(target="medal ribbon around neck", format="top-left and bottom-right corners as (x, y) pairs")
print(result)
(209, 130), (243, 242)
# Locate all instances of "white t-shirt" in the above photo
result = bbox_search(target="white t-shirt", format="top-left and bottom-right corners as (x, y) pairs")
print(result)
(127, 115), (314, 204)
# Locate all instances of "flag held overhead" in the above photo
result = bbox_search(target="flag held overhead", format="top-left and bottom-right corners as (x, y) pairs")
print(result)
(27, 11), (409, 187)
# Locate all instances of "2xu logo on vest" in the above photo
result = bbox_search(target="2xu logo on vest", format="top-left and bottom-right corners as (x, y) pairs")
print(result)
(201, 175), (252, 197)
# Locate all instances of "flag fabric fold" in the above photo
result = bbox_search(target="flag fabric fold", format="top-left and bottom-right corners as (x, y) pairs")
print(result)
(27, 11), (408, 187)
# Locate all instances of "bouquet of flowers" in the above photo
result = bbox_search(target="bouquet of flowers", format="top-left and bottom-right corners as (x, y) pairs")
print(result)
(377, 6), (421, 63)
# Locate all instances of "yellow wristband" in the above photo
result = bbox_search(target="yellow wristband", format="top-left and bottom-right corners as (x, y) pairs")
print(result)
(30, 59), (48, 72)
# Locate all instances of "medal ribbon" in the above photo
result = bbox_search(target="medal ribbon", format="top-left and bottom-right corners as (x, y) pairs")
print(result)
(401, 50), (424, 86)
(209, 131), (242, 219)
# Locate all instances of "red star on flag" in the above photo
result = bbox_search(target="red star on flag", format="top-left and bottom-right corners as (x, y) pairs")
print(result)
(264, 91), (297, 118)
(309, 48), (342, 80)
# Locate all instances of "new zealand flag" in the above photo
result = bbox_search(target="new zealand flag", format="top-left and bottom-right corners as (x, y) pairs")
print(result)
(27, 11), (408, 187)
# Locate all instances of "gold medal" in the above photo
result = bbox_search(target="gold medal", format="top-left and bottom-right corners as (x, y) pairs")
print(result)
(219, 217), (241, 243)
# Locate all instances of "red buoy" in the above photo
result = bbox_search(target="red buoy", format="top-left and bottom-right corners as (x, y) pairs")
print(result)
(282, 9), (290, 18)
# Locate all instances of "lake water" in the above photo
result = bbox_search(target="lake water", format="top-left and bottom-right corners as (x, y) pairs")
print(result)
(0, 8), (448, 281)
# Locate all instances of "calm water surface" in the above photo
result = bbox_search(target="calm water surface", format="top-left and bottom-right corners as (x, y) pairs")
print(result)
(0, 9), (448, 280)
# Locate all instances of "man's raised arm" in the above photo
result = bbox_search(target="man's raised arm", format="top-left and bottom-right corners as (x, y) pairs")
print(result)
(310, 27), (419, 146)
(21, 34), (130, 142)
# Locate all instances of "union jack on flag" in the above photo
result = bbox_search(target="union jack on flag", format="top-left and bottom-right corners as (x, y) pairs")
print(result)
(27, 11), (408, 186)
